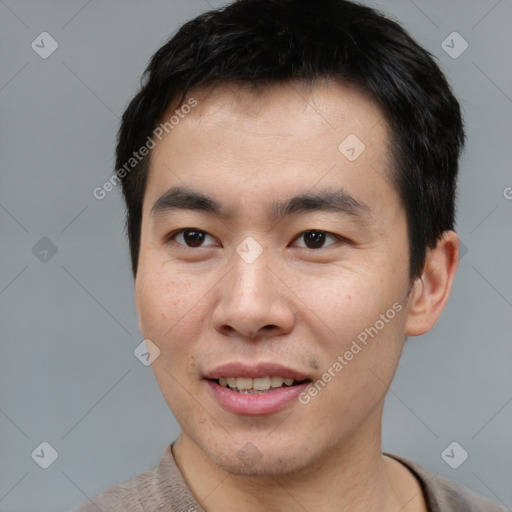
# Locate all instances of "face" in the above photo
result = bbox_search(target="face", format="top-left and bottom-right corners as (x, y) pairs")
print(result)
(135, 81), (414, 476)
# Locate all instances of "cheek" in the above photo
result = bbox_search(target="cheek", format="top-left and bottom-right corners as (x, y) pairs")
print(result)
(298, 266), (407, 400)
(135, 266), (209, 415)
(302, 296), (406, 430)
(135, 264), (206, 353)
(300, 266), (399, 343)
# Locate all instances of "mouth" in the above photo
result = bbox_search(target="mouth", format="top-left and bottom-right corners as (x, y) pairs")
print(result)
(210, 376), (310, 394)
(204, 363), (313, 415)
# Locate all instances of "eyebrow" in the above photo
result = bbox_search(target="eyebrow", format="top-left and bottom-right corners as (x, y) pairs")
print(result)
(150, 185), (370, 221)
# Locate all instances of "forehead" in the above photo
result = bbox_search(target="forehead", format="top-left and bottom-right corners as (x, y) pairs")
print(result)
(169, 80), (388, 145)
(145, 80), (395, 216)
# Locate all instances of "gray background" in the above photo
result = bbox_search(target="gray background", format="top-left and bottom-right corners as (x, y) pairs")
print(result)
(0, 1), (511, 511)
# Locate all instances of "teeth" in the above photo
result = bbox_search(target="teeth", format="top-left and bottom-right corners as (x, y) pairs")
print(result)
(236, 377), (253, 390)
(216, 376), (302, 392)
(270, 376), (284, 388)
(253, 377), (271, 390)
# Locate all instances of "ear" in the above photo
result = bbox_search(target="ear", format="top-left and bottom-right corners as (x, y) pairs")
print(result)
(405, 230), (460, 336)
(134, 273), (145, 337)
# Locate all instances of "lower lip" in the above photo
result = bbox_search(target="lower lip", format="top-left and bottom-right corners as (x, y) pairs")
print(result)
(206, 380), (310, 415)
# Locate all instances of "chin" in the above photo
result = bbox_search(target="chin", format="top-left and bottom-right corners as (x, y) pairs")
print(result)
(216, 453), (301, 478)
(201, 435), (311, 477)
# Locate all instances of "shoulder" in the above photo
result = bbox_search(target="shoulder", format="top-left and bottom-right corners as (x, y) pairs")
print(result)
(387, 454), (507, 512)
(71, 466), (155, 512)
(71, 444), (203, 512)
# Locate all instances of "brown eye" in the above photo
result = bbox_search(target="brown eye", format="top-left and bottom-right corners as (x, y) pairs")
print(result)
(169, 229), (216, 248)
(294, 230), (339, 249)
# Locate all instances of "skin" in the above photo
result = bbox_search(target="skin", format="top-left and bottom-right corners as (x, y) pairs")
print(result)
(135, 80), (459, 512)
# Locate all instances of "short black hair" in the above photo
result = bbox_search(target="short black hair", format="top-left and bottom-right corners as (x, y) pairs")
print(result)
(116, 0), (464, 279)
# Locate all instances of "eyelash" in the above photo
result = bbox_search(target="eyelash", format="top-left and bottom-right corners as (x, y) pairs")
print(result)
(166, 228), (345, 250)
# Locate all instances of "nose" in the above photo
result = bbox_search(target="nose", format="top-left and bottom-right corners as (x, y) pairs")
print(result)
(211, 251), (296, 340)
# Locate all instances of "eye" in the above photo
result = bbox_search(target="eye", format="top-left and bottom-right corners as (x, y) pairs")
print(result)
(292, 230), (341, 249)
(167, 228), (343, 250)
(167, 228), (217, 248)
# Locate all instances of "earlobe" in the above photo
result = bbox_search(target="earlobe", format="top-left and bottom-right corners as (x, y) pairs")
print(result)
(405, 231), (460, 337)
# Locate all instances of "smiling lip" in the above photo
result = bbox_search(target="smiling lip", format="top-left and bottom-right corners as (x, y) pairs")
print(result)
(204, 362), (311, 381)
(204, 362), (312, 415)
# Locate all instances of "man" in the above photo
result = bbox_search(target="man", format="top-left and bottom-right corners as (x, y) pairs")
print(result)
(75, 0), (505, 510)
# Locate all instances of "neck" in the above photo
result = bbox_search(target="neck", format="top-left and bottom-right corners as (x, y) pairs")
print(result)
(172, 408), (425, 512)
